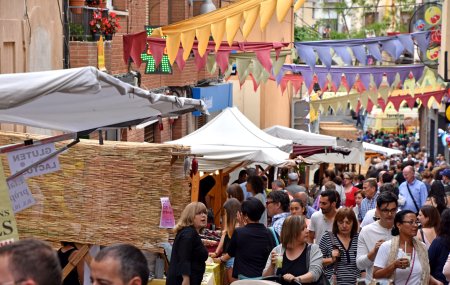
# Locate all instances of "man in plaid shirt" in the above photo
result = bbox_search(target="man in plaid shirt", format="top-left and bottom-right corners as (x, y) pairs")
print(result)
(359, 178), (378, 222)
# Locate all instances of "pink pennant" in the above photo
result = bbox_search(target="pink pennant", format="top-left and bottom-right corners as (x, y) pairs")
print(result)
(291, 77), (303, 95)
(249, 74), (259, 92)
(432, 90), (446, 104)
(255, 48), (272, 73)
(366, 100), (374, 113)
(216, 51), (231, 73)
(193, 49), (210, 71)
(175, 49), (186, 71)
(280, 78), (288, 95)
(149, 43), (165, 67)
(123, 31), (147, 67)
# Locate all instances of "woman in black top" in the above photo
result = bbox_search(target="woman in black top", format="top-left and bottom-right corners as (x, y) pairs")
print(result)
(166, 202), (209, 285)
(57, 242), (83, 285)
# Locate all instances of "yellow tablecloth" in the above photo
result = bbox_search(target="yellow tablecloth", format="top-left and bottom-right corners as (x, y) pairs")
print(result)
(148, 263), (223, 285)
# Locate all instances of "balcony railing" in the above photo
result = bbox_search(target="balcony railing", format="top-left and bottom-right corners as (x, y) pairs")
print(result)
(68, 6), (109, 41)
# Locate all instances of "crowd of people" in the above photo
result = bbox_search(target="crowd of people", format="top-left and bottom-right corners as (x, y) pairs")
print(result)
(2, 141), (450, 285)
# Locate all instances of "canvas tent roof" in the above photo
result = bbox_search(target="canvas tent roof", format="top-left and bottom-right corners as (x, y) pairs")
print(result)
(166, 107), (292, 172)
(264, 125), (337, 147)
(0, 67), (207, 134)
(363, 142), (403, 157)
(306, 139), (365, 165)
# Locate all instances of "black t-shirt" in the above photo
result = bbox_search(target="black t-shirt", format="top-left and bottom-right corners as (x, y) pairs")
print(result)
(227, 223), (277, 278)
(166, 226), (208, 285)
(276, 249), (308, 285)
(57, 247), (80, 285)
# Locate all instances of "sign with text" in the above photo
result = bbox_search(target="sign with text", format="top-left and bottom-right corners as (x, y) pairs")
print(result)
(0, 163), (19, 246)
(7, 175), (36, 213)
(7, 143), (60, 178)
(159, 197), (175, 229)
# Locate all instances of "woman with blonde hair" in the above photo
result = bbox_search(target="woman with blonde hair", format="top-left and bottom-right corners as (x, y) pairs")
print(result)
(263, 215), (323, 285)
(211, 198), (241, 284)
(167, 202), (209, 285)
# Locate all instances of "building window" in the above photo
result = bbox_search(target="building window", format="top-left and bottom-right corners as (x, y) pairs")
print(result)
(144, 125), (155, 143)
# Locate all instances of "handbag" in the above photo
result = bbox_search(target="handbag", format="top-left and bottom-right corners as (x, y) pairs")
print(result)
(328, 232), (338, 285)
(306, 244), (331, 285)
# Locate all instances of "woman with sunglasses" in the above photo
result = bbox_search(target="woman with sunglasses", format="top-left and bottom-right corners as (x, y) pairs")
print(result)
(373, 210), (442, 285)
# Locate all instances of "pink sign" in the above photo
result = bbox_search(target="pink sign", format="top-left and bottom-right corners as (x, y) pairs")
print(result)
(159, 197), (175, 229)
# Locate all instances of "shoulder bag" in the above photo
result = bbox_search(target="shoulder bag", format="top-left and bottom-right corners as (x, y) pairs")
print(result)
(406, 183), (420, 214)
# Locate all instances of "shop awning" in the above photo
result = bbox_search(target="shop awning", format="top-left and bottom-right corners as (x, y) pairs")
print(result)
(150, 0), (306, 64)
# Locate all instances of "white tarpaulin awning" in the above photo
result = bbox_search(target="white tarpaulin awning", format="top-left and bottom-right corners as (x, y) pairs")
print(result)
(306, 139), (365, 165)
(0, 67), (207, 133)
(166, 107), (292, 172)
(264, 125), (337, 147)
(363, 142), (403, 157)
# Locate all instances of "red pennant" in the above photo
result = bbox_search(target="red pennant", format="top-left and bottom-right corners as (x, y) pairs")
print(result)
(431, 90), (446, 104)
(405, 96), (416, 109)
(366, 100), (374, 113)
(378, 98), (387, 112)
(249, 74), (259, 92)
(280, 78), (288, 95)
(149, 42), (165, 67)
(388, 95), (405, 112)
(175, 49), (186, 71)
(255, 48), (272, 73)
(216, 50), (231, 73)
(418, 92), (433, 107)
(193, 49), (210, 71)
(291, 77), (303, 95)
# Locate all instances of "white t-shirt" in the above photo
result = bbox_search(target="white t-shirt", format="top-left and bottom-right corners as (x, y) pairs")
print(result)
(374, 240), (423, 285)
(361, 208), (376, 228)
(308, 211), (333, 244)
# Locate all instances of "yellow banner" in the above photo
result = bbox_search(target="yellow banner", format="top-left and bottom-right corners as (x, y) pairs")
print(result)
(0, 163), (19, 246)
(97, 36), (106, 71)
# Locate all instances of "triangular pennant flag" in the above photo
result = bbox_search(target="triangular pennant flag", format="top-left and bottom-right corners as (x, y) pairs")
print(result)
(206, 54), (217, 74)
(368, 90), (378, 105)
(193, 49), (210, 71)
(291, 77), (303, 95)
(386, 71), (398, 87)
(398, 69), (410, 85)
(432, 90), (446, 104)
(382, 39), (404, 60)
(175, 48), (186, 71)
(351, 46), (367, 65)
(296, 45), (317, 70)
(411, 66), (424, 82)
(348, 94), (359, 111)
(316, 71), (328, 90)
(315, 46), (332, 69)
(378, 98), (387, 112)
(359, 73), (372, 90)
(330, 72), (343, 90)
(216, 51), (231, 73)
(397, 34), (414, 54)
(149, 43), (165, 67)
(418, 92), (433, 108)
(329, 99), (339, 114)
(255, 48), (273, 72)
(302, 69), (314, 90)
(366, 99), (374, 113)
(413, 32), (430, 56)
(372, 72), (384, 89)
(345, 73), (357, 91)
(275, 69), (285, 85)
(236, 57), (252, 84)
(389, 95), (405, 111)
(333, 46), (352, 65)
(367, 43), (382, 61)
(405, 96), (416, 109)
(249, 74), (259, 92)
(379, 86), (390, 102)
(280, 78), (289, 95)
(360, 91), (369, 108)
(272, 55), (287, 76)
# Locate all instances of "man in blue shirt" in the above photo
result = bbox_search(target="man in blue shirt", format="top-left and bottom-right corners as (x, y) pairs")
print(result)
(398, 165), (427, 213)
(360, 178), (378, 221)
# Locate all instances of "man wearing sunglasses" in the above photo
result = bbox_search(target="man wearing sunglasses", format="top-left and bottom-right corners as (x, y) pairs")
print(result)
(0, 239), (61, 285)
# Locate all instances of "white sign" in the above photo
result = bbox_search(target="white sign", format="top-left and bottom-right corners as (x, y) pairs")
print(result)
(7, 175), (36, 213)
(159, 197), (175, 229)
(7, 143), (60, 178)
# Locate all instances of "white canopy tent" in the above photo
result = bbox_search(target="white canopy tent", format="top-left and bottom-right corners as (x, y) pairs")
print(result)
(0, 67), (207, 134)
(363, 142), (403, 157)
(166, 107), (293, 172)
(264, 125), (337, 147)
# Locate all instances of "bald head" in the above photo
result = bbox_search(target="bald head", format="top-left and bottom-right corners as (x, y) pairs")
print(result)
(402, 165), (415, 183)
(293, 191), (308, 205)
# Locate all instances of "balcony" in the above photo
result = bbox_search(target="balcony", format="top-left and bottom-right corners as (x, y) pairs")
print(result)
(68, 6), (109, 41)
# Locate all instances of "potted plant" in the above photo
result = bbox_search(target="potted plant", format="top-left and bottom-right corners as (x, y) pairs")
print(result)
(69, 0), (85, 14)
(103, 12), (121, 40)
(69, 23), (85, 41)
(89, 9), (104, 41)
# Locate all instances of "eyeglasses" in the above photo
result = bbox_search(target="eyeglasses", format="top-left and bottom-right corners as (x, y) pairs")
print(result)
(401, 220), (420, 225)
(379, 207), (398, 214)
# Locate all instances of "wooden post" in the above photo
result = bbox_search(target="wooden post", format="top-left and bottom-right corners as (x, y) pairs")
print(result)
(191, 171), (200, 202)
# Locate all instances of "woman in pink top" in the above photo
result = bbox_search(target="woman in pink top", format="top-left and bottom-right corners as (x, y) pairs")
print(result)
(343, 172), (359, 207)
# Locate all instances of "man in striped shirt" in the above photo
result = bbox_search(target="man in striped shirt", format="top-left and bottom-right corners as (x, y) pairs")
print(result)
(359, 178), (378, 222)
